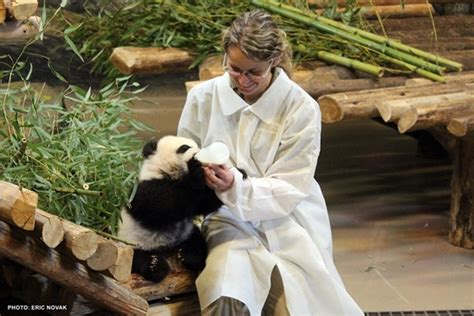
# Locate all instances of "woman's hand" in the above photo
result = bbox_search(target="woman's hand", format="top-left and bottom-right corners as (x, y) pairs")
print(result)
(204, 164), (234, 192)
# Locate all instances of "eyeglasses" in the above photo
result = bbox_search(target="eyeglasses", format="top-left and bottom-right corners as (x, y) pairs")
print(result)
(222, 54), (274, 82)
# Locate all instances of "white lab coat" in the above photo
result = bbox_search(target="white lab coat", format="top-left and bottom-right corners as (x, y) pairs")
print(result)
(177, 69), (363, 316)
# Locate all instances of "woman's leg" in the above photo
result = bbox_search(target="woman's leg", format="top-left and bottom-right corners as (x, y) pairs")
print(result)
(201, 296), (250, 316)
(262, 266), (290, 316)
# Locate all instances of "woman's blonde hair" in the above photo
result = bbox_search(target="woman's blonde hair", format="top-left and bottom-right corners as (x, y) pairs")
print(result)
(222, 9), (293, 76)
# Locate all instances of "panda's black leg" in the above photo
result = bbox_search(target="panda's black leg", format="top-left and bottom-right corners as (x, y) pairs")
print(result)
(177, 226), (207, 272)
(132, 249), (170, 283)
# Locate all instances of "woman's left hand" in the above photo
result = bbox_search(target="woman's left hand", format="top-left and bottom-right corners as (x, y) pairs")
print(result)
(204, 164), (234, 192)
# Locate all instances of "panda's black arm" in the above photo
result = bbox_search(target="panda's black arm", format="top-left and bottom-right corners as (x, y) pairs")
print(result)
(129, 176), (210, 225)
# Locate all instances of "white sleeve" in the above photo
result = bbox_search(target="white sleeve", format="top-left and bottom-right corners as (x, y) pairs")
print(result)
(218, 99), (321, 222)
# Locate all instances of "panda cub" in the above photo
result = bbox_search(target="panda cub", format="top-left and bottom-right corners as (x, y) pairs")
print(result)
(118, 135), (226, 282)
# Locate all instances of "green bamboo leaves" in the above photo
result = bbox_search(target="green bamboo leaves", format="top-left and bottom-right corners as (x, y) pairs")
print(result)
(0, 73), (152, 234)
(252, 0), (462, 81)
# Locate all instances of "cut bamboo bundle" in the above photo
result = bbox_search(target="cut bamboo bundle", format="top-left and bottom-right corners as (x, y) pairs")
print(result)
(447, 114), (474, 137)
(377, 92), (472, 122)
(253, 0), (446, 76)
(110, 47), (194, 75)
(0, 220), (149, 315)
(318, 81), (467, 123)
(0, 180), (37, 231)
(35, 208), (64, 248)
(257, 0), (462, 74)
(397, 100), (474, 133)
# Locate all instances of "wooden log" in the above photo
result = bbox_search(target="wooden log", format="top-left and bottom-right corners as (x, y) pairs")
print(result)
(4, 0), (38, 21)
(315, 3), (434, 18)
(0, 1), (6, 23)
(35, 208), (64, 248)
(110, 47), (194, 75)
(308, 0), (425, 6)
(404, 71), (474, 87)
(127, 252), (196, 301)
(447, 114), (474, 137)
(449, 134), (474, 249)
(86, 239), (120, 272)
(0, 180), (37, 231)
(198, 55), (223, 81)
(301, 76), (407, 99)
(370, 15), (474, 36)
(0, 16), (41, 45)
(61, 219), (100, 261)
(0, 220), (149, 315)
(105, 245), (134, 283)
(397, 100), (474, 133)
(377, 92), (472, 122)
(318, 81), (467, 123)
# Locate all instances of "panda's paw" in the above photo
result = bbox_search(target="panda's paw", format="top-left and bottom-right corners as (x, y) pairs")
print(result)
(178, 247), (206, 271)
(188, 159), (205, 185)
(143, 255), (170, 283)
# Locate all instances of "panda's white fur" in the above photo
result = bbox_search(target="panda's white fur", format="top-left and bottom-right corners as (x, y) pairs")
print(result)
(138, 136), (199, 181)
(118, 210), (194, 250)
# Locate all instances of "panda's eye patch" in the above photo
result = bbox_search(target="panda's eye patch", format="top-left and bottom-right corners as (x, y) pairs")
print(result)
(176, 145), (192, 154)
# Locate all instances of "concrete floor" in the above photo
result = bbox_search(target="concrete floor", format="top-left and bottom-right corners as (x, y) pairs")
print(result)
(134, 74), (473, 313)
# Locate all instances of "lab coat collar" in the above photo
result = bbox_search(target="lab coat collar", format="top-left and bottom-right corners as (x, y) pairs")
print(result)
(218, 68), (291, 124)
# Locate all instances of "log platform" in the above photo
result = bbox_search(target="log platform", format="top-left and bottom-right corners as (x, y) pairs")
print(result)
(0, 182), (201, 315)
(318, 72), (474, 249)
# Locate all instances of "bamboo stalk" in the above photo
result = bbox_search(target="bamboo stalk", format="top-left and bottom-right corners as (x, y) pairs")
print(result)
(254, 0), (450, 77)
(315, 51), (384, 77)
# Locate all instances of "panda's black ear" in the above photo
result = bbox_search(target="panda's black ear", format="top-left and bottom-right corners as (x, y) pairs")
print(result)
(142, 141), (157, 158)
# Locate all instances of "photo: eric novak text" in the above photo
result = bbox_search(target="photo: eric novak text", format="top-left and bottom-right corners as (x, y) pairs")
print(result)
(7, 304), (68, 312)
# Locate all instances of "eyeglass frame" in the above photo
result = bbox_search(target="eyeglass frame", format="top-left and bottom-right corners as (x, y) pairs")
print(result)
(222, 53), (275, 82)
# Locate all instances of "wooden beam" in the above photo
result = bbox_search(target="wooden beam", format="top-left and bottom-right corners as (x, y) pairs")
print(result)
(318, 81), (467, 123)
(4, 0), (38, 21)
(377, 92), (472, 123)
(397, 100), (474, 133)
(0, 180), (37, 231)
(0, 220), (149, 315)
(449, 135), (474, 249)
(35, 208), (64, 248)
(61, 218), (100, 261)
(447, 114), (474, 138)
(110, 47), (194, 75)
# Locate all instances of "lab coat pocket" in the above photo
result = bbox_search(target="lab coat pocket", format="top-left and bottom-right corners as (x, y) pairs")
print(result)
(250, 124), (281, 171)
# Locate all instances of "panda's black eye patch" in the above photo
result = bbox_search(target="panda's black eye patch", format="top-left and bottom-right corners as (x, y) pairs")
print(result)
(176, 145), (191, 154)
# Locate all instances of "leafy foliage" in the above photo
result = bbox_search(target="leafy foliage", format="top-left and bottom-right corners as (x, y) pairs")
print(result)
(65, 0), (366, 78)
(0, 61), (152, 234)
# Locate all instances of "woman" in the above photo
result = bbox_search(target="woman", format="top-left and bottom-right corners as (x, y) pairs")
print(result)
(177, 9), (363, 316)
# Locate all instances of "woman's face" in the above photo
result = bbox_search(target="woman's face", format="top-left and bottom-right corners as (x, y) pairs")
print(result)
(224, 46), (274, 103)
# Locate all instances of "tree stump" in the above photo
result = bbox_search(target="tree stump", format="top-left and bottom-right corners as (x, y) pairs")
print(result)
(449, 133), (474, 249)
